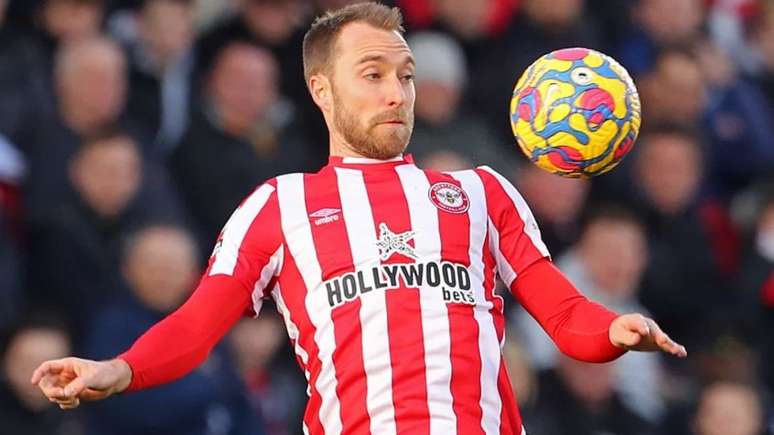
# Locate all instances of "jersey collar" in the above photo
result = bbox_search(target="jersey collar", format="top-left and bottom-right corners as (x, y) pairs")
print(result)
(327, 153), (414, 168)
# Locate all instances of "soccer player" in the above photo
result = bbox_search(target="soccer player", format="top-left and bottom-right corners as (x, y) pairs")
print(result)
(31, 3), (687, 434)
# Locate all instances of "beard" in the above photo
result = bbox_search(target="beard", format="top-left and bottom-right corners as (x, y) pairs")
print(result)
(332, 91), (414, 160)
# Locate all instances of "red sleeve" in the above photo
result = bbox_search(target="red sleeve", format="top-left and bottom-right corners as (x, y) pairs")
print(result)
(118, 275), (251, 392)
(118, 181), (284, 391)
(511, 258), (626, 363)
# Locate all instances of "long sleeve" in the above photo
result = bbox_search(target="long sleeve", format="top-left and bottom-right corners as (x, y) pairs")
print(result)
(511, 258), (625, 362)
(119, 181), (284, 391)
(476, 166), (624, 362)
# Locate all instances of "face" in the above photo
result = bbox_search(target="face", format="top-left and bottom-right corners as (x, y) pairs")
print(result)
(58, 42), (127, 132)
(517, 165), (589, 225)
(42, 0), (103, 42)
(210, 45), (278, 134)
(3, 328), (70, 411)
(243, 0), (302, 45)
(694, 383), (762, 435)
(70, 136), (141, 218)
(140, 0), (194, 64)
(638, 0), (704, 45)
(124, 227), (198, 313)
(579, 220), (647, 297)
(230, 315), (284, 373)
(432, 0), (491, 38)
(524, 0), (583, 28)
(317, 22), (416, 159)
(636, 133), (702, 215)
(557, 355), (615, 404)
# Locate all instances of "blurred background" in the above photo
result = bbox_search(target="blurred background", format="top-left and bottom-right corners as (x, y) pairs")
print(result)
(0, 0), (772, 434)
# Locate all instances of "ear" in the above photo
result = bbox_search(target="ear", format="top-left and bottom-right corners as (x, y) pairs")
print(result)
(309, 73), (333, 112)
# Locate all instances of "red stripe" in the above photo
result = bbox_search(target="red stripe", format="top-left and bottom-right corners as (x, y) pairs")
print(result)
(425, 171), (485, 435)
(475, 169), (545, 275)
(362, 168), (430, 435)
(482, 232), (506, 344)
(497, 357), (523, 434)
(278, 245), (325, 434)
(305, 172), (370, 434)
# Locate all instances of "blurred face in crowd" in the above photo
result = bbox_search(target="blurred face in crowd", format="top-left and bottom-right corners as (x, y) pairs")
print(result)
(641, 51), (706, 124)
(636, 0), (704, 45)
(209, 43), (279, 136)
(694, 382), (762, 435)
(69, 135), (141, 219)
(516, 164), (589, 225)
(753, 8), (774, 71)
(56, 38), (127, 134)
(635, 132), (702, 215)
(415, 80), (460, 125)
(310, 23), (415, 159)
(138, 0), (194, 68)
(3, 327), (70, 411)
(578, 218), (647, 297)
(242, 0), (303, 45)
(421, 150), (472, 172)
(41, 0), (103, 42)
(523, 0), (583, 29)
(123, 226), (198, 313)
(230, 315), (284, 375)
(755, 204), (774, 261)
(432, 0), (491, 39)
(557, 355), (615, 405)
(0, 0), (7, 26)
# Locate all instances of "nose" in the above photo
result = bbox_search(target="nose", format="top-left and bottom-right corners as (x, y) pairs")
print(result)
(385, 74), (406, 108)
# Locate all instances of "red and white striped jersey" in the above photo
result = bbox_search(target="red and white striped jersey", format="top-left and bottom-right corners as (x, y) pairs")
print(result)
(206, 154), (548, 435)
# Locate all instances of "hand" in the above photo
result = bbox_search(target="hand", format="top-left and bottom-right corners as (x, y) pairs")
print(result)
(609, 313), (687, 358)
(30, 357), (133, 410)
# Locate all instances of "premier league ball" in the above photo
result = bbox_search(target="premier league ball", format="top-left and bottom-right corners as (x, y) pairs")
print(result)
(510, 47), (641, 178)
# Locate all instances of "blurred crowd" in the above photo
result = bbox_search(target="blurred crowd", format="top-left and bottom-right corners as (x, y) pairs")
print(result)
(0, 0), (773, 434)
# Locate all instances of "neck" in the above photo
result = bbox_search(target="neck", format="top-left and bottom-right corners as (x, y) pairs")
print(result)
(328, 128), (366, 158)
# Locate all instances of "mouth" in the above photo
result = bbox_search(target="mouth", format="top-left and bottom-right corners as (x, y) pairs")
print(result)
(380, 120), (404, 125)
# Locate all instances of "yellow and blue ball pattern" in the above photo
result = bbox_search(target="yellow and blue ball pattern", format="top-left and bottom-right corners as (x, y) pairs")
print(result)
(510, 47), (641, 177)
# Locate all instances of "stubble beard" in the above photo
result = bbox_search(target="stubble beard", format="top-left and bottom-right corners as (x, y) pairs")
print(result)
(332, 92), (413, 160)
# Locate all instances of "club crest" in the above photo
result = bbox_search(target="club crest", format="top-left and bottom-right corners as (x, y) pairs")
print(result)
(428, 182), (470, 214)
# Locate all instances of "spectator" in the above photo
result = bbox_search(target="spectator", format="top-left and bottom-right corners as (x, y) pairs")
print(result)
(0, 316), (83, 435)
(638, 48), (707, 126)
(230, 312), (306, 435)
(420, 149), (473, 172)
(169, 42), (314, 252)
(83, 224), (264, 435)
(407, 31), (513, 173)
(525, 354), (655, 435)
(692, 381), (764, 435)
(27, 129), (182, 345)
(515, 203), (665, 422)
(23, 36), (133, 218)
(122, 0), (197, 156)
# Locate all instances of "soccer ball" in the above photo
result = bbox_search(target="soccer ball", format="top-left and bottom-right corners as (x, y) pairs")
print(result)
(510, 47), (641, 178)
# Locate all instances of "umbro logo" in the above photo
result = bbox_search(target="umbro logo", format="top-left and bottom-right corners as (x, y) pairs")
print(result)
(309, 208), (341, 226)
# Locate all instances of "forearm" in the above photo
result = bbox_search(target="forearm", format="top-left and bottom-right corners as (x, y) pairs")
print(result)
(511, 258), (625, 362)
(118, 275), (252, 392)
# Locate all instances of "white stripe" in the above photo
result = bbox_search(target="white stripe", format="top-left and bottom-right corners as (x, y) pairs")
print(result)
(477, 166), (550, 258)
(251, 246), (283, 317)
(272, 284), (311, 392)
(395, 165), (456, 434)
(451, 170), (502, 435)
(277, 174), (342, 435)
(488, 219), (518, 287)
(210, 184), (275, 276)
(335, 167), (397, 435)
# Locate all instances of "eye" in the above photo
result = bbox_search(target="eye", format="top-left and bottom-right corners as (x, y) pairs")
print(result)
(364, 73), (380, 81)
(401, 74), (414, 82)
(571, 67), (593, 85)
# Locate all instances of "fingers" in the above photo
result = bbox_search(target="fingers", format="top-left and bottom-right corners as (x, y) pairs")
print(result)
(646, 318), (688, 357)
(63, 377), (90, 398)
(30, 359), (67, 385)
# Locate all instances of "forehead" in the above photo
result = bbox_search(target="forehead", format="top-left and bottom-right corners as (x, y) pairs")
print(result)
(334, 22), (412, 63)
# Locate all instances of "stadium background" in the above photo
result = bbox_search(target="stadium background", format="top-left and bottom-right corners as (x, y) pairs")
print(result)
(0, 0), (772, 434)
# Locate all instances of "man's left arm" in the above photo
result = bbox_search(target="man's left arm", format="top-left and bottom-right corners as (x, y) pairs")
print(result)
(475, 166), (686, 361)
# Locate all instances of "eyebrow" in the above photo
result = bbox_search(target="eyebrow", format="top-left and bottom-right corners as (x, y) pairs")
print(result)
(356, 54), (416, 67)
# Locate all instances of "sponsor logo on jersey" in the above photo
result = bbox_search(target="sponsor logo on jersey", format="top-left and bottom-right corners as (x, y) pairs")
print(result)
(375, 223), (417, 260)
(324, 261), (476, 308)
(309, 208), (341, 226)
(428, 182), (470, 214)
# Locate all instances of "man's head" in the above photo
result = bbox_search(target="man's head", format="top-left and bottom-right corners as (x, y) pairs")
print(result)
(576, 203), (648, 298)
(634, 123), (704, 215)
(39, 0), (103, 42)
(693, 381), (763, 435)
(69, 130), (142, 219)
(137, 0), (195, 70)
(2, 317), (71, 411)
(303, 2), (415, 159)
(640, 49), (706, 125)
(121, 225), (199, 313)
(241, 0), (304, 46)
(55, 37), (127, 134)
(208, 42), (279, 136)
